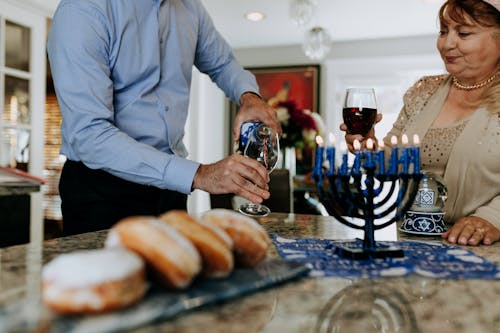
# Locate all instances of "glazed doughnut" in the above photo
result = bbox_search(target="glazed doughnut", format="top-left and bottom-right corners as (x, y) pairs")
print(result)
(201, 209), (271, 267)
(42, 248), (146, 314)
(106, 216), (201, 289)
(159, 210), (234, 278)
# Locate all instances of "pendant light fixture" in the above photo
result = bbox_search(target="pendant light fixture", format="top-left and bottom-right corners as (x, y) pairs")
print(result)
(289, 0), (317, 26)
(289, 0), (332, 60)
(303, 26), (332, 60)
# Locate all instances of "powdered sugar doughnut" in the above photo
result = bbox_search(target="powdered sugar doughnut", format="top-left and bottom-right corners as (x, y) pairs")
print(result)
(159, 210), (234, 278)
(201, 209), (271, 267)
(42, 248), (146, 314)
(106, 216), (201, 289)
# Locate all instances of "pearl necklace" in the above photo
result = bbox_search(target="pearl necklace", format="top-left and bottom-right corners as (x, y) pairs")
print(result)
(452, 71), (499, 90)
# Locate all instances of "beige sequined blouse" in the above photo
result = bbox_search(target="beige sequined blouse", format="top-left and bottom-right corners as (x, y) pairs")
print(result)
(420, 120), (468, 178)
(384, 75), (500, 229)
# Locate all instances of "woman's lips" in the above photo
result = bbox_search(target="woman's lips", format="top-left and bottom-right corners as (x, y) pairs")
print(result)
(445, 56), (459, 63)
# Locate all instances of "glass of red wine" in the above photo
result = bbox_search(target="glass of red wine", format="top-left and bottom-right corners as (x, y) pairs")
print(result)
(342, 88), (377, 136)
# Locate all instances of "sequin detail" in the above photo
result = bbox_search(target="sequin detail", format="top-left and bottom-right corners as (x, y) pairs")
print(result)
(398, 75), (448, 132)
(421, 120), (468, 177)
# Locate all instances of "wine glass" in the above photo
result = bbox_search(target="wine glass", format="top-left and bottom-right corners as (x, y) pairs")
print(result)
(238, 123), (280, 217)
(342, 88), (377, 136)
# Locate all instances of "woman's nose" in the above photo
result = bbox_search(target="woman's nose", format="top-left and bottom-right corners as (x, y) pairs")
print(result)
(442, 32), (458, 49)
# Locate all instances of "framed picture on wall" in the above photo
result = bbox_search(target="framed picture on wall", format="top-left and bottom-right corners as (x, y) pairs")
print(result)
(229, 65), (321, 175)
(249, 65), (320, 114)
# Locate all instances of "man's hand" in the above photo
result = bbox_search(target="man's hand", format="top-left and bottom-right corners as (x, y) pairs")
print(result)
(233, 92), (281, 143)
(192, 153), (270, 204)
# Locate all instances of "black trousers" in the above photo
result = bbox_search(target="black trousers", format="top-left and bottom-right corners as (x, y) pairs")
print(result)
(59, 160), (187, 236)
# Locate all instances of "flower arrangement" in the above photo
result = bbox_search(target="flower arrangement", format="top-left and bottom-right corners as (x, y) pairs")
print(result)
(275, 100), (325, 149)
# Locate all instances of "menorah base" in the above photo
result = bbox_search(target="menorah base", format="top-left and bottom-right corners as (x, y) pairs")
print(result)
(335, 244), (404, 260)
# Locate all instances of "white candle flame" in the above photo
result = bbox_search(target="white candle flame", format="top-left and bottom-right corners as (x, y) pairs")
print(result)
(391, 135), (398, 146)
(413, 134), (420, 145)
(378, 139), (385, 149)
(401, 134), (409, 145)
(316, 135), (324, 146)
(353, 139), (361, 151)
(366, 138), (374, 150)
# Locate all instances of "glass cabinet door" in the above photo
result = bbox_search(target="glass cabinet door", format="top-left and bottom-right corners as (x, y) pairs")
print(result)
(1, 19), (32, 170)
(1, 127), (30, 170)
(4, 75), (30, 125)
(5, 20), (31, 72)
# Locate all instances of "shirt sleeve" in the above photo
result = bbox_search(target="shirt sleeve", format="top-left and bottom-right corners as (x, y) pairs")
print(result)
(47, 2), (199, 194)
(191, 0), (259, 103)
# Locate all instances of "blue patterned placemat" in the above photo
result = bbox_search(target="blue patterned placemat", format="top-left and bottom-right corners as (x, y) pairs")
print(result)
(274, 235), (500, 279)
(0, 259), (309, 333)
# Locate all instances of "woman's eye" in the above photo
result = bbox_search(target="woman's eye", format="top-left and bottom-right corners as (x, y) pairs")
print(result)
(438, 30), (448, 36)
(458, 31), (471, 37)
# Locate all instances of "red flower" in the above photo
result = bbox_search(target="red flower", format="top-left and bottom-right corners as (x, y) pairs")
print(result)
(277, 100), (317, 131)
(276, 100), (319, 149)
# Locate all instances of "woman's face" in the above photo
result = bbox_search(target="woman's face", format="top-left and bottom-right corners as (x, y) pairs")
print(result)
(437, 9), (500, 82)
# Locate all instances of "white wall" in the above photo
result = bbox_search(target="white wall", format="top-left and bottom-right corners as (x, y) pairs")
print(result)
(2, 0), (58, 16)
(185, 69), (227, 214)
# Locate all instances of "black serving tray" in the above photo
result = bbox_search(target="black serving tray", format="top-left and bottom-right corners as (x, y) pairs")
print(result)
(0, 259), (309, 333)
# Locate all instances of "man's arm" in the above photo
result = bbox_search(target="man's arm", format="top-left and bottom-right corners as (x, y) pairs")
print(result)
(48, 2), (199, 194)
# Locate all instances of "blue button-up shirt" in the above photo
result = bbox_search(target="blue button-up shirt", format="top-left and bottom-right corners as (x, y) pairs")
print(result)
(48, 0), (258, 194)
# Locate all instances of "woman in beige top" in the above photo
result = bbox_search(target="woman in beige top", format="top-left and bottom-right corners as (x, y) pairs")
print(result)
(342, 0), (500, 246)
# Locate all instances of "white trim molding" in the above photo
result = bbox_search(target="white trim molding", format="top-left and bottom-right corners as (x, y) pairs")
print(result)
(2, 0), (58, 17)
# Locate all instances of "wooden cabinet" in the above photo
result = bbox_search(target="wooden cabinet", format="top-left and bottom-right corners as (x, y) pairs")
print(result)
(0, 168), (42, 247)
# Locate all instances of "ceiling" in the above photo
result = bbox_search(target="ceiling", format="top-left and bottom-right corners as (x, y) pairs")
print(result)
(37, 0), (444, 49)
(201, 0), (445, 49)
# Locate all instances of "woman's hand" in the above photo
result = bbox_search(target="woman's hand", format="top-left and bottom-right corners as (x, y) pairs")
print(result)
(441, 216), (500, 246)
(340, 113), (382, 152)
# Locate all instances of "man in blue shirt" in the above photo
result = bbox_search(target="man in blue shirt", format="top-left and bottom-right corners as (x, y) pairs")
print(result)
(48, 0), (279, 235)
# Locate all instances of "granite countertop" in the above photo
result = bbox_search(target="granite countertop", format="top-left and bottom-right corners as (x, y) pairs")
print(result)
(0, 168), (42, 196)
(1, 213), (499, 333)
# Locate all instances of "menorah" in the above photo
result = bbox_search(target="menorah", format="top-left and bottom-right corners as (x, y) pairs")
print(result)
(312, 135), (423, 260)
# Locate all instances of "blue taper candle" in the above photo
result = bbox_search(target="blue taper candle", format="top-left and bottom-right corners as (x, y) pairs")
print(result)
(377, 139), (385, 174)
(400, 134), (410, 174)
(352, 139), (362, 175)
(326, 133), (336, 176)
(388, 135), (399, 175)
(412, 134), (421, 174)
(313, 136), (324, 180)
(364, 138), (375, 169)
(340, 141), (348, 176)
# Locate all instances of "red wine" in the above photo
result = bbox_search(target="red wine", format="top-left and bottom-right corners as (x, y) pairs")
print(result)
(342, 107), (377, 135)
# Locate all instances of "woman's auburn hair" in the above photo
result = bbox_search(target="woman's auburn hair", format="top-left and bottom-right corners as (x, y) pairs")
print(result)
(439, 0), (500, 28)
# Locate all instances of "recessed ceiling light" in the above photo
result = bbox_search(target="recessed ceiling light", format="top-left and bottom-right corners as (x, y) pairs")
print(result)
(245, 11), (265, 22)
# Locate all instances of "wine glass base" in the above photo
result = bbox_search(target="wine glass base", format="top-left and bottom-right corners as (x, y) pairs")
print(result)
(238, 203), (270, 217)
